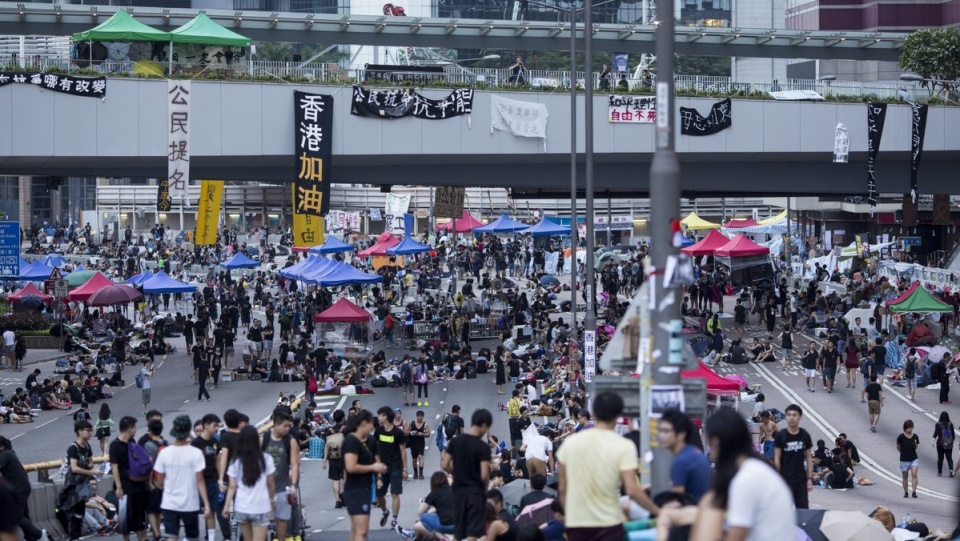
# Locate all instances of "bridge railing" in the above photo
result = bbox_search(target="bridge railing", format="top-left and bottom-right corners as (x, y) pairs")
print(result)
(0, 55), (907, 100)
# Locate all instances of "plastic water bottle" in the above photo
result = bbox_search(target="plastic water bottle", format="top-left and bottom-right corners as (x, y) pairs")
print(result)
(899, 513), (912, 528)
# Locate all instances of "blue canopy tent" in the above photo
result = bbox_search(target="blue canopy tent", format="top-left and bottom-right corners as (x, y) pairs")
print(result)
(387, 214), (431, 255)
(220, 252), (261, 270)
(279, 255), (321, 279)
(525, 218), (570, 237)
(20, 260), (54, 281)
(74, 264), (86, 272)
(41, 254), (68, 268)
(316, 263), (383, 287)
(298, 258), (340, 283)
(308, 237), (354, 255)
(141, 270), (196, 294)
(473, 214), (529, 234)
(125, 272), (153, 287)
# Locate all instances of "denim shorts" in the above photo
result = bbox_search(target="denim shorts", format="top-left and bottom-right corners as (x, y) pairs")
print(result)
(234, 511), (270, 527)
(419, 513), (455, 534)
(899, 459), (920, 472)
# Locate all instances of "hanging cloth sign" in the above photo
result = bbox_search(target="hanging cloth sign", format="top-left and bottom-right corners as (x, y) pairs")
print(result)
(167, 81), (191, 207)
(866, 102), (888, 214)
(351, 85), (474, 120)
(910, 103), (928, 204)
(293, 91), (334, 217)
(195, 180), (223, 246)
(156, 179), (171, 212)
(490, 95), (548, 149)
(679, 98), (732, 136)
(608, 95), (656, 123)
(0, 71), (106, 98)
(833, 122), (849, 163)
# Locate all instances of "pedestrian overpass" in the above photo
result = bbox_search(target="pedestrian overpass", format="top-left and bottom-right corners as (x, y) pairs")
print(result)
(1, 77), (958, 197)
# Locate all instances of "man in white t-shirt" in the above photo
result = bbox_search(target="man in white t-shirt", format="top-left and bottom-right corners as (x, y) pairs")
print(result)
(153, 415), (212, 541)
(140, 361), (154, 416)
(521, 429), (553, 479)
(2, 329), (15, 370)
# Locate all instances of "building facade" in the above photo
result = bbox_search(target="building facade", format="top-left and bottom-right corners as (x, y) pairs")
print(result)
(786, 0), (960, 31)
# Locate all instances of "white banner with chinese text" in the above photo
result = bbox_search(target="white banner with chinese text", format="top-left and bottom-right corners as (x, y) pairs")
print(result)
(167, 80), (191, 206)
(385, 193), (411, 217)
(608, 95), (655, 123)
(490, 95), (548, 149)
(325, 210), (362, 232)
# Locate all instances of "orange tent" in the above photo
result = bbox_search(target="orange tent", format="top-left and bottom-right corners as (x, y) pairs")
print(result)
(67, 272), (115, 302)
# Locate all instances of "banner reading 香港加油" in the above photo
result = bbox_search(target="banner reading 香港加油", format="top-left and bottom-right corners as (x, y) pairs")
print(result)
(293, 91), (334, 217)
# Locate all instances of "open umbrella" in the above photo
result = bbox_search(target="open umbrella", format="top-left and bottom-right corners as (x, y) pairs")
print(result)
(16, 297), (44, 310)
(66, 269), (98, 288)
(106, 42), (130, 61)
(128, 42), (151, 61)
(87, 284), (143, 307)
(795, 509), (829, 541)
(819, 510), (891, 541)
(539, 275), (560, 287)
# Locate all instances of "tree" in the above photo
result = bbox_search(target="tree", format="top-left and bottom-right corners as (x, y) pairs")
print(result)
(898, 28), (960, 92)
(676, 55), (730, 77)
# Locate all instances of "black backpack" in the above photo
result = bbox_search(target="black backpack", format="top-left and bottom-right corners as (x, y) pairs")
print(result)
(400, 363), (412, 384)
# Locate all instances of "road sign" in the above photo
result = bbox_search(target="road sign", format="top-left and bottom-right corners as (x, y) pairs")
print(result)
(54, 279), (68, 299)
(0, 221), (20, 279)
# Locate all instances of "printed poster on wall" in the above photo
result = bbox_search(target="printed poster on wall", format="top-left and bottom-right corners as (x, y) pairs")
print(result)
(608, 95), (656, 123)
(294, 91), (334, 217)
(167, 81), (191, 206)
(291, 186), (324, 248)
(195, 180), (223, 246)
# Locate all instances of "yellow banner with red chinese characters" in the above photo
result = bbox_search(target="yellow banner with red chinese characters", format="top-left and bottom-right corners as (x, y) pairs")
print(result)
(195, 180), (223, 246)
(292, 184), (324, 248)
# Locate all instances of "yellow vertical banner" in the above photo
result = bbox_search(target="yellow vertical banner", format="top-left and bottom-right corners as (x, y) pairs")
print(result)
(292, 185), (325, 248)
(195, 180), (223, 246)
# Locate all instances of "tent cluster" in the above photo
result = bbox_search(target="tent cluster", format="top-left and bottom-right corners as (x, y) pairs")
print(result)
(279, 256), (382, 287)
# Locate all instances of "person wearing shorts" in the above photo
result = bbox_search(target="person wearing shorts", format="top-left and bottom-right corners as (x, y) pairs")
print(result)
(897, 420), (921, 498)
(342, 411), (387, 540)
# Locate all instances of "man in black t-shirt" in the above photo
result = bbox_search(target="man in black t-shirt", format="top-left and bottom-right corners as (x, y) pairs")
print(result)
(0, 436), (41, 541)
(733, 299), (747, 341)
(871, 339), (888, 384)
(442, 408), (493, 541)
(374, 407), (407, 528)
(820, 342), (840, 393)
(773, 404), (813, 509)
(109, 416), (148, 541)
(192, 414), (231, 541)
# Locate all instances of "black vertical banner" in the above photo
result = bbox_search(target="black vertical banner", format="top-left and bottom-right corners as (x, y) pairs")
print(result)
(865, 102), (887, 213)
(157, 179), (171, 212)
(910, 103), (928, 203)
(294, 91), (333, 216)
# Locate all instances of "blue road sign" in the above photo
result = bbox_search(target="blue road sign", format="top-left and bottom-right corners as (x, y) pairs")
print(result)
(0, 221), (20, 279)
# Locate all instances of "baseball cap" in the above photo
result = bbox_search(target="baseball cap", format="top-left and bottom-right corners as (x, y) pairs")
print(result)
(170, 415), (192, 440)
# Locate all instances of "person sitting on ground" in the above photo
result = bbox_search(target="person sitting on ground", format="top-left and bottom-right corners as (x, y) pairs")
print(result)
(823, 454), (855, 489)
(748, 338), (764, 360)
(729, 340), (747, 365)
(753, 340), (776, 363)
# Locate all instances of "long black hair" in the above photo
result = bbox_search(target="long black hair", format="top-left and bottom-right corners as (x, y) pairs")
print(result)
(704, 408), (755, 509)
(235, 425), (266, 488)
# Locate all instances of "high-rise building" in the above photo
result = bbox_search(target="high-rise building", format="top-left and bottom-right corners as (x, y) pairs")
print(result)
(786, 0), (960, 32)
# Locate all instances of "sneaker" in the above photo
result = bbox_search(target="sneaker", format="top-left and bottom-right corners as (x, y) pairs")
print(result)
(380, 510), (390, 527)
(335, 500), (343, 509)
(912, 492), (918, 498)
(424, 401), (429, 406)
(390, 519), (398, 528)
(870, 427), (877, 433)
(904, 492), (909, 498)
(395, 525), (415, 541)
(416, 402), (422, 407)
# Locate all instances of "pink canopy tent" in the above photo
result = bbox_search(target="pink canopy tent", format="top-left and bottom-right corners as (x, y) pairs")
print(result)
(681, 229), (729, 256)
(313, 298), (373, 323)
(67, 272), (115, 302)
(714, 235), (770, 257)
(436, 211), (483, 233)
(682, 361), (741, 393)
(723, 218), (761, 228)
(357, 232), (400, 257)
(7, 282), (53, 303)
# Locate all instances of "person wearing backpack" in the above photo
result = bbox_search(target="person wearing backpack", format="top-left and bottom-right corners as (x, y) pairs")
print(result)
(932, 411), (956, 478)
(262, 411), (300, 541)
(109, 416), (150, 541)
(931, 352), (955, 404)
(72, 402), (91, 424)
(60, 420), (103, 541)
(399, 357), (414, 407)
(137, 360), (153, 416)
(415, 358), (430, 407)
(322, 410), (346, 509)
(444, 405), (464, 443)
(904, 349), (919, 402)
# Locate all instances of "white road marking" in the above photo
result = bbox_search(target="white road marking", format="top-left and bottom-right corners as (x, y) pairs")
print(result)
(881, 382), (939, 423)
(752, 361), (957, 501)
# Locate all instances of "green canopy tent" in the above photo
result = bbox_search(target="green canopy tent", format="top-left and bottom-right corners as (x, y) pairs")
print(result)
(170, 13), (251, 74)
(887, 285), (953, 313)
(71, 9), (171, 68)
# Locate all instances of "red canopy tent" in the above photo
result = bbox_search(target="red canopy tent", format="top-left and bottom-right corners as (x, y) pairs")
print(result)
(714, 235), (770, 258)
(67, 272), (115, 302)
(681, 229), (729, 256)
(436, 211), (484, 233)
(358, 232), (400, 257)
(682, 361), (740, 393)
(723, 218), (761, 228)
(7, 282), (53, 303)
(313, 298), (373, 323)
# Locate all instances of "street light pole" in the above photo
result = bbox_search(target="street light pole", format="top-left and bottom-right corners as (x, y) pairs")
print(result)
(569, 8), (579, 347)
(648, 0), (682, 494)
(583, 0), (597, 378)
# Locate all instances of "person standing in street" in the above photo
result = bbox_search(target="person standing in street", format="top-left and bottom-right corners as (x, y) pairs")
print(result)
(557, 392), (659, 541)
(657, 409), (712, 502)
(932, 352), (954, 404)
(897, 419), (921, 498)
(139, 361), (153, 416)
(223, 426), (276, 541)
(3, 328), (15, 371)
(773, 404), (813, 509)
(342, 410), (388, 541)
(406, 410), (429, 480)
(109, 416), (149, 541)
(801, 342), (819, 393)
(865, 374), (884, 433)
(0, 436), (42, 541)
(819, 341), (839, 393)
(61, 420), (103, 541)
(195, 345), (211, 402)
(374, 406), (408, 529)
(442, 408), (493, 541)
(192, 414), (231, 541)
(152, 415), (212, 541)
(262, 411), (300, 541)
(932, 411), (955, 478)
